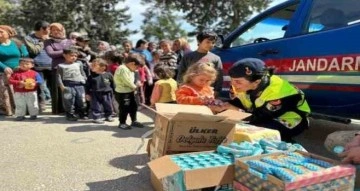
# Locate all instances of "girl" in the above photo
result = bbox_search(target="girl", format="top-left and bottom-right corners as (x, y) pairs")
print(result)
(150, 65), (177, 107)
(176, 62), (217, 105)
(136, 63), (153, 107)
(159, 39), (177, 71)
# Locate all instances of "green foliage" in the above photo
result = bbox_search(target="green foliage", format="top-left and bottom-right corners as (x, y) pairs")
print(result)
(141, 3), (187, 42)
(0, 0), (14, 24)
(2, 0), (136, 45)
(143, 0), (272, 35)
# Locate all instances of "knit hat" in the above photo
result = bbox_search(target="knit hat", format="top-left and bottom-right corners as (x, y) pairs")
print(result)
(0, 25), (17, 37)
(228, 58), (266, 78)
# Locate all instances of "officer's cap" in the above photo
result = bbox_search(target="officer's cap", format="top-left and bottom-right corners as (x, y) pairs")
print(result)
(228, 58), (266, 78)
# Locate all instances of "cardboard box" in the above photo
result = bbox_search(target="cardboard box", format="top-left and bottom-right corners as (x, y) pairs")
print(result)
(234, 151), (356, 191)
(234, 124), (281, 143)
(148, 151), (235, 191)
(151, 103), (250, 159)
(233, 177), (355, 191)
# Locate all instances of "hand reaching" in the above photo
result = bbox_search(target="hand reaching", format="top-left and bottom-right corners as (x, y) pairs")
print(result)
(339, 146), (360, 164)
(344, 135), (360, 151)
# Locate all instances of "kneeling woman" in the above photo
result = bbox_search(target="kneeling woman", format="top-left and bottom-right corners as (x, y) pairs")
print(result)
(222, 58), (310, 142)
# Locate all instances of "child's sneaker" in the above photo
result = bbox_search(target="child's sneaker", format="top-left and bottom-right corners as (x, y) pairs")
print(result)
(131, 121), (144, 128)
(118, 123), (131, 130)
(15, 116), (25, 121)
(66, 113), (78, 121)
(105, 116), (114, 122)
(93, 119), (105, 124)
(78, 113), (88, 120)
(30, 115), (37, 120)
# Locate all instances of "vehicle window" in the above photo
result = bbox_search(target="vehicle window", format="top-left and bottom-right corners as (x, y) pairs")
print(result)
(305, 0), (360, 33)
(231, 4), (298, 47)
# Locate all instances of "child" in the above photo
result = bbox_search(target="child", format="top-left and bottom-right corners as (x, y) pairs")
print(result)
(85, 58), (114, 124)
(57, 48), (87, 121)
(108, 51), (122, 75)
(176, 62), (218, 105)
(159, 39), (178, 74)
(150, 49), (162, 76)
(114, 53), (145, 130)
(9, 58), (43, 120)
(136, 63), (153, 107)
(150, 65), (177, 107)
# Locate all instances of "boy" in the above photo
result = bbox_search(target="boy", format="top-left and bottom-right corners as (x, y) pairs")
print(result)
(176, 31), (223, 97)
(114, 53), (144, 130)
(57, 48), (86, 121)
(9, 58), (43, 120)
(85, 58), (114, 124)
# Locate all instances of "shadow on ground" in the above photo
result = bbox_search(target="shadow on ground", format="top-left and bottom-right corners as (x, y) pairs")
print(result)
(66, 124), (154, 138)
(0, 113), (93, 125)
(86, 154), (152, 191)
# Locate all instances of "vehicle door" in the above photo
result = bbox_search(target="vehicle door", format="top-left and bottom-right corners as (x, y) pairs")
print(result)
(212, 0), (305, 92)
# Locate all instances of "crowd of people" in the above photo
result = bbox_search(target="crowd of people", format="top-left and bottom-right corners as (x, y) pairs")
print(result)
(0, 20), (359, 165)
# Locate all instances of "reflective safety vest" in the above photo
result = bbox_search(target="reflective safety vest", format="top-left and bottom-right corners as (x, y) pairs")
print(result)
(233, 75), (311, 129)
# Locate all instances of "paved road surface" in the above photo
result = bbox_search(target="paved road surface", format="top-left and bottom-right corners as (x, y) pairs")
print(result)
(0, 107), (359, 191)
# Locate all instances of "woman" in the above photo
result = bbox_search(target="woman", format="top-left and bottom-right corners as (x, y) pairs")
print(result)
(44, 23), (73, 114)
(172, 37), (191, 66)
(0, 25), (29, 115)
(97, 40), (110, 58)
(217, 58), (311, 142)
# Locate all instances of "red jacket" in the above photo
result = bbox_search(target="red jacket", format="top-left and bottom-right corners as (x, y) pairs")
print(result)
(108, 63), (119, 75)
(9, 69), (43, 92)
(176, 84), (214, 105)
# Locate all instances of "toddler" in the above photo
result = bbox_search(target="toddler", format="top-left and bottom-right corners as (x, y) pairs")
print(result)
(86, 58), (114, 124)
(176, 62), (221, 106)
(9, 58), (43, 120)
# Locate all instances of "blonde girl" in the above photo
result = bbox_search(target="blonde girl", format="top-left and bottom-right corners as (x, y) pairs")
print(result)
(175, 62), (217, 105)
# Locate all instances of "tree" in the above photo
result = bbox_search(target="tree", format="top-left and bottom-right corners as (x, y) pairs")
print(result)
(142, 0), (272, 35)
(141, 4), (187, 42)
(2, 0), (136, 45)
(0, 0), (15, 24)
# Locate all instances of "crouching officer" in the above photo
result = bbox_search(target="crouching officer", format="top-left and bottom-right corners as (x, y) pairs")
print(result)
(217, 58), (311, 142)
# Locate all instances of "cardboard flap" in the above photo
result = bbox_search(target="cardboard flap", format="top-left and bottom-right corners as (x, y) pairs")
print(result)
(216, 109), (251, 122)
(171, 112), (227, 122)
(155, 103), (213, 116)
(148, 156), (181, 179)
(184, 165), (234, 189)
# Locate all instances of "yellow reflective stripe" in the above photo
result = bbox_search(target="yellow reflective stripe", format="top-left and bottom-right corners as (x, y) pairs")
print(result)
(276, 111), (302, 129)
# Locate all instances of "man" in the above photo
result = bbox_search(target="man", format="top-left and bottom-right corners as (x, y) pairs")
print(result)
(24, 21), (52, 111)
(176, 31), (223, 97)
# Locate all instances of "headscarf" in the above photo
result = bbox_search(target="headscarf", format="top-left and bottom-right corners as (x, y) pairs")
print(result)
(98, 41), (110, 51)
(49, 23), (66, 39)
(0, 25), (17, 37)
